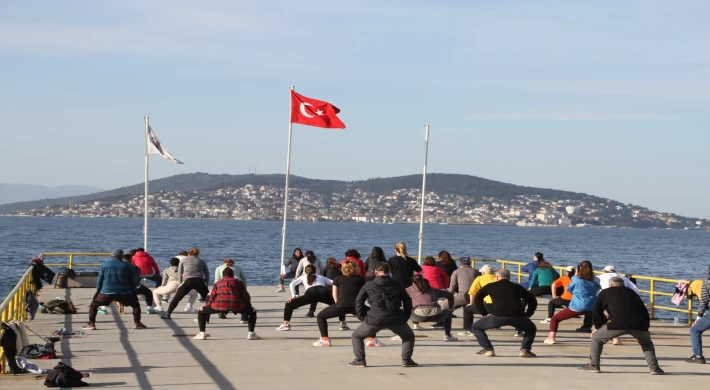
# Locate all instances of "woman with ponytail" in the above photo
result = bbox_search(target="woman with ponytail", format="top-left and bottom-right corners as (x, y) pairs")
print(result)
(402, 274), (457, 342)
(388, 242), (422, 288)
(277, 264), (334, 331)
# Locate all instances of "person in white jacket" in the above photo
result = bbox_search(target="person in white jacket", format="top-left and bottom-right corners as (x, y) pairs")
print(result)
(276, 265), (333, 331)
(295, 251), (324, 278)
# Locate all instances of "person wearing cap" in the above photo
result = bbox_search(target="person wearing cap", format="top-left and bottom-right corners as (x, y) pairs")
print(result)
(446, 257), (481, 311)
(578, 277), (664, 375)
(540, 266), (576, 324)
(598, 265), (641, 294)
(84, 249), (147, 331)
(460, 264), (498, 334)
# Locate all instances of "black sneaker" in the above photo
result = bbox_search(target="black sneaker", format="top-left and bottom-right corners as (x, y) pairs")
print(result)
(219, 313), (227, 319)
(348, 359), (366, 368)
(162, 313), (171, 320)
(578, 363), (600, 373)
(576, 327), (592, 333)
(476, 349), (495, 357)
(401, 359), (419, 367)
(305, 311), (315, 318)
(650, 367), (665, 375)
(685, 355), (706, 364)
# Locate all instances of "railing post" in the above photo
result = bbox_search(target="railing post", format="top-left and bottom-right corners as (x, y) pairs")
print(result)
(69, 254), (74, 269)
(688, 298), (694, 326)
(517, 264), (522, 283)
(649, 279), (655, 320)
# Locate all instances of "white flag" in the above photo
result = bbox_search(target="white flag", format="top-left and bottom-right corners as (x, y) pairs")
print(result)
(147, 125), (184, 164)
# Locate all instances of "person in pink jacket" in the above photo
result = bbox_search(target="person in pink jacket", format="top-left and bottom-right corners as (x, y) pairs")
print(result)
(131, 248), (162, 286)
(420, 257), (450, 289)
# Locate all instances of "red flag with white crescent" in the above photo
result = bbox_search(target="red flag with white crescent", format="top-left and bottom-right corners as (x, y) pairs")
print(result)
(290, 91), (346, 129)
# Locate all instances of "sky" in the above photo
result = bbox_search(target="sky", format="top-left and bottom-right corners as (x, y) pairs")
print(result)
(0, 0), (708, 218)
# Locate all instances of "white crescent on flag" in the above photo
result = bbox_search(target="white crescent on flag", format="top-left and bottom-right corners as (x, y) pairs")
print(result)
(147, 126), (184, 164)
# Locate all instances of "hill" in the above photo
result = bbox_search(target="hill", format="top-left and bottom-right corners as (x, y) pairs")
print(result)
(0, 172), (595, 214)
(0, 184), (104, 206)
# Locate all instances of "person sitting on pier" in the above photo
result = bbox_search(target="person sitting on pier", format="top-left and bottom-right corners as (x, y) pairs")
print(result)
(528, 259), (560, 297)
(123, 253), (156, 314)
(350, 263), (417, 368)
(404, 274), (457, 342)
(686, 265), (710, 364)
(194, 267), (260, 341)
(276, 247), (304, 293)
(313, 260), (373, 347)
(461, 264), (497, 335)
(544, 261), (600, 344)
(541, 266), (575, 324)
(131, 248), (162, 287)
(84, 249), (147, 330)
(277, 264), (334, 331)
(471, 269), (538, 358)
(162, 247), (210, 319)
(152, 257), (197, 313)
(578, 277), (664, 375)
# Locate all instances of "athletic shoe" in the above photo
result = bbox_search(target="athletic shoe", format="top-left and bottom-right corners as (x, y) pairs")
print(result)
(162, 313), (171, 320)
(650, 367), (665, 375)
(366, 338), (385, 347)
(543, 338), (556, 345)
(578, 363), (600, 373)
(276, 324), (291, 331)
(348, 359), (366, 368)
(305, 311), (315, 318)
(247, 333), (261, 340)
(401, 359), (419, 367)
(193, 332), (207, 340)
(576, 327), (592, 333)
(540, 318), (551, 324)
(133, 322), (147, 329)
(146, 307), (155, 315)
(514, 331), (524, 337)
(476, 349), (495, 357)
(313, 338), (331, 347)
(240, 320), (247, 324)
(97, 309), (108, 315)
(412, 324), (422, 330)
(218, 313), (227, 319)
(443, 335), (458, 342)
(339, 324), (351, 331)
(389, 335), (402, 341)
(685, 355), (706, 364)
(184, 306), (195, 312)
(275, 287), (286, 293)
(161, 296), (169, 302)
(457, 331), (474, 336)
(430, 322), (445, 328)
(82, 323), (96, 331)
(613, 339), (623, 346)
(519, 349), (537, 358)
(153, 306), (164, 312)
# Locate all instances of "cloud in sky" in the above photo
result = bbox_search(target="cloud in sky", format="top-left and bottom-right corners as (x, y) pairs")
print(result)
(466, 113), (673, 121)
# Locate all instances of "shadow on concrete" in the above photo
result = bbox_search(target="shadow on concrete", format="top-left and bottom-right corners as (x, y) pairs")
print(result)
(87, 381), (128, 387)
(110, 308), (154, 390)
(84, 365), (160, 374)
(162, 317), (238, 390)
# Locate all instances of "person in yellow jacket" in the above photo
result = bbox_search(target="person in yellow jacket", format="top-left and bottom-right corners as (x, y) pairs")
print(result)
(458, 265), (497, 336)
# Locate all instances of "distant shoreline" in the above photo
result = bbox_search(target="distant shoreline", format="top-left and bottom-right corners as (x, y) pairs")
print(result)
(2, 214), (707, 232)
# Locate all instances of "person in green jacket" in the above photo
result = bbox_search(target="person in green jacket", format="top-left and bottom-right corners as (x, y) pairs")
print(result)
(528, 260), (560, 297)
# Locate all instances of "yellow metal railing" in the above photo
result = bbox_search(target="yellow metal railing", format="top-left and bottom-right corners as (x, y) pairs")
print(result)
(0, 265), (36, 374)
(40, 252), (111, 269)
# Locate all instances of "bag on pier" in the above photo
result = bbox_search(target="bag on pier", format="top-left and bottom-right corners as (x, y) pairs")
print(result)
(41, 299), (77, 314)
(44, 362), (88, 387)
(20, 342), (56, 359)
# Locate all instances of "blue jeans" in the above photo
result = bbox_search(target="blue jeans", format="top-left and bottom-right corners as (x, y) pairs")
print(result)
(690, 316), (710, 357)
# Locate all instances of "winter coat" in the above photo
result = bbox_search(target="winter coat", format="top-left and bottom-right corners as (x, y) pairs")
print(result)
(355, 276), (412, 327)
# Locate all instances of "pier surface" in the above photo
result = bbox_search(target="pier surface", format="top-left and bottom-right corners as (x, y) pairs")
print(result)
(2, 286), (708, 389)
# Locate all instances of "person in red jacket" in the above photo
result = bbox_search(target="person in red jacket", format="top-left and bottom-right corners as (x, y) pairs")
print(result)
(341, 249), (366, 279)
(194, 267), (260, 341)
(421, 257), (450, 289)
(131, 248), (162, 287)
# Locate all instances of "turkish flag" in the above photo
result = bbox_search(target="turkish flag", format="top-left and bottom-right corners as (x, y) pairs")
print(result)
(290, 91), (346, 129)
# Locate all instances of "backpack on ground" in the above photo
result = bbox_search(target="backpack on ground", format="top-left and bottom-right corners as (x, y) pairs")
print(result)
(44, 362), (88, 387)
(41, 299), (77, 314)
(20, 342), (56, 359)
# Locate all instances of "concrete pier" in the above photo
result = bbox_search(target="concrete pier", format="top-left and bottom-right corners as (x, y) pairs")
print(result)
(2, 286), (708, 389)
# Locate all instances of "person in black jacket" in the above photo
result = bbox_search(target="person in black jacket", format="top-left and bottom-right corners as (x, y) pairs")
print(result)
(350, 263), (417, 368)
(364, 247), (387, 281)
(471, 269), (538, 358)
(387, 242), (422, 288)
(578, 277), (664, 375)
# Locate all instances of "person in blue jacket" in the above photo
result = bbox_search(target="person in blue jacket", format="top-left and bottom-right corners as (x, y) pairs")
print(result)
(520, 252), (544, 289)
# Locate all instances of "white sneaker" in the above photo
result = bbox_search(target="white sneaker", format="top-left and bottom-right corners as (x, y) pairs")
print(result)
(412, 324), (422, 330)
(240, 320), (247, 324)
(540, 318), (551, 324)
(153, 306), (164, 312)
(247, 333), (261, 340)
(184, 306), (195, 312)
(276, 324), (291, 331)
(389, 335), (402, 341)
(543, 338), (556, 345)
(366, 338), (385, 347)
(275, 287), (286, 293)
(313, 338), (331, 347)
(457, 331), (474, 336)
(444, 335), (459, 342)
(193, 332), (207, 340)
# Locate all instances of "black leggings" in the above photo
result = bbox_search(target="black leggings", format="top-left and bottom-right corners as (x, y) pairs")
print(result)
(167, 278), (209, 314)
(529, 286), (552, 297)
(284, 286), (334, 321)
(135, 285), (154, 307)
(317, 305), (352, 337)
(548, 297), (571, 318)
(199, 306), (257, 332)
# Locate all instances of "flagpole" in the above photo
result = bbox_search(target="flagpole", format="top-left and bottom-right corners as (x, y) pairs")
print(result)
(417, 124), (430, 265)
(280, 86), (295, 276)
(144, 116), (150, 251)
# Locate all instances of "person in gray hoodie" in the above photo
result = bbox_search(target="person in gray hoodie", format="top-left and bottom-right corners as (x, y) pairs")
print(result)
(447, 257), (481, 310)
(163, 247), (210, 319)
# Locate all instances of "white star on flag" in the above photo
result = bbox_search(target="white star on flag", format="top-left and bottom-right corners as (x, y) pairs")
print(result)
(315, 109), (324, 116)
